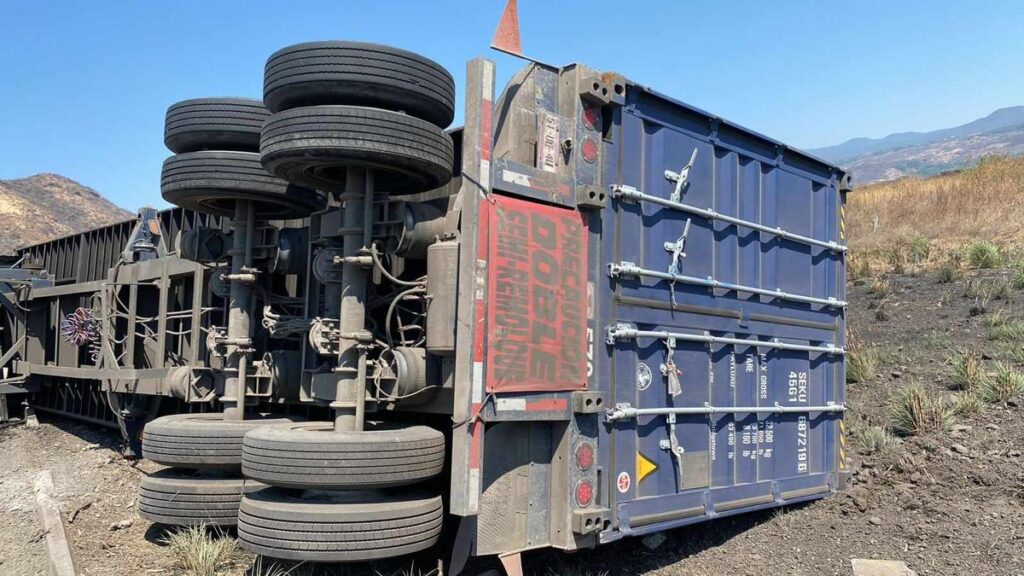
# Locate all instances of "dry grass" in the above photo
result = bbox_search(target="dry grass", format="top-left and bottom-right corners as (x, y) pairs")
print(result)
(952, 391), (985, 415)
(855, 425), (900, 453)
(847, 347), (878, 383)
(847, 156), (1024, 256)
(989, 319), (1024, 341)
(980, 362), (1024, 403)
(246, 557), (439, 576)
(161, 525), (237, 576)
(887, 382), (954, 436)
(949, 350), (985, 391)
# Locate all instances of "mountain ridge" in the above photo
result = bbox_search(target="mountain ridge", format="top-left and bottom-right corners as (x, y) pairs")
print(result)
(810, 106), (1024, 163)
(0, 173), (133, 255)
(808, 106), (1024, 185)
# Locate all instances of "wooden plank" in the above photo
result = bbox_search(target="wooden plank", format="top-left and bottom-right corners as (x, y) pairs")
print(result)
(32, 471), (78, 576)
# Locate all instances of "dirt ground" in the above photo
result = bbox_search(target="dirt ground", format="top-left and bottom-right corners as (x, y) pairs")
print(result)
(1, 268), (1022, 576)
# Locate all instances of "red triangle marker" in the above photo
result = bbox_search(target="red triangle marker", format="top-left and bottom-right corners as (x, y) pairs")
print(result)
(491, 0), (523, 57)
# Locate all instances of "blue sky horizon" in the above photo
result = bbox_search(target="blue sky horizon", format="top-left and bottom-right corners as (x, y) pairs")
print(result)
(2, 0), (1022, 211)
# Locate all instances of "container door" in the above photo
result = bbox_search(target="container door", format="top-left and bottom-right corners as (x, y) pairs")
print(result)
(597, 88), (845, 536)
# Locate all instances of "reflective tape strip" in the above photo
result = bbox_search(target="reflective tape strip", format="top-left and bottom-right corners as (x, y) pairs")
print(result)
(839, 419), (847, 469)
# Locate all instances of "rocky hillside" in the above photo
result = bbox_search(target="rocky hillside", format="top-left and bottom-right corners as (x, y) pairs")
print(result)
(810, 107), (1024, 185)
(0, 174), (132, 255)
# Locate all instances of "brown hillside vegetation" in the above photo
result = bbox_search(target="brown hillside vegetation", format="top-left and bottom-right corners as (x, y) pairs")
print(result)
(0, 173), (133, 255)
(847, 156), (1024, 254)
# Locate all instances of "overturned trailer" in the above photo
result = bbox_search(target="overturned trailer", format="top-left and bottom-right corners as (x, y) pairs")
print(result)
(0, 41), (850, 574)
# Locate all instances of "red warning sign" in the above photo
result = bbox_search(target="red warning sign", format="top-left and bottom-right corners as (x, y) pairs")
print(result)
(485, 195), (588, 393)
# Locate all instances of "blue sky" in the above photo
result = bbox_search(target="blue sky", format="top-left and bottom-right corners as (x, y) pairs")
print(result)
(1, 0), (1022, 210)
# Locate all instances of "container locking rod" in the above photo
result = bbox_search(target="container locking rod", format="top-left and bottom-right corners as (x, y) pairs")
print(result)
(610, 183), (846, 253)
(605, 325), (845, 355)
(606, 401), (847, 422)
(608, 261), (847, 309)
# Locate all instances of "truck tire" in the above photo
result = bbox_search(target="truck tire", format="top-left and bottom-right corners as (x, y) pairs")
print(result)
(161, 151), (326, 219)
(260, 106), (454, 194)
(164, 98), (270, 154)
(138, 469), (264, 527)
(241, 421), (444, 490)
(263, 41), (455, 127)
(237, 488), (443, 562)
(142, 413), (301, 470)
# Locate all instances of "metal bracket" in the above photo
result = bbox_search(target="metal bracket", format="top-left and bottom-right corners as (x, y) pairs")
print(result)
(658, 413), (685, 492)
(663, 218), (692, 277)
(572, 391), (606, 414)
(664, 148), (698, 203)
(571, 508), (610, 535)
(576, 185), (608, 210)
(579, 75), (612, 106)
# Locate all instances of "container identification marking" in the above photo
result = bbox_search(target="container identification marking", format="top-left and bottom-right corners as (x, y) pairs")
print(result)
(537, 111), (560, 173)
(797, 415), (809, 473)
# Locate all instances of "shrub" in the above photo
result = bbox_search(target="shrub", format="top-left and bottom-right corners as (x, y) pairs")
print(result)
(967, 240), (1001, 268)
(847, 347), (879, 383)
(855, 425), (900, 453)
(980, 362), (1024, 403)
(887, 383), (953, 435)
(950, 350), (985, 391)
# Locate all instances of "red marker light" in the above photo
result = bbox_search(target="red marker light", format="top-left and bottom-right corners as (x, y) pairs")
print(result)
(575, 480), (594, 507)
(575, 442), (595, 471)
(581, 137), (599, 163)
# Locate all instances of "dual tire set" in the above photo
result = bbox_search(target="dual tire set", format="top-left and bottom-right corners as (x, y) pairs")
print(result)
(161, 41), (456, 214)
(140, 415), (446, 562)
(141, 40), (458, 563)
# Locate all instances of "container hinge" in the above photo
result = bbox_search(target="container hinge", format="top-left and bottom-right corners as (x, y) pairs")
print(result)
(659, 413), (685, 492)
(606, 261), (637, 278)
(664, 148), (698, 203)
(605, 323), (635, 345)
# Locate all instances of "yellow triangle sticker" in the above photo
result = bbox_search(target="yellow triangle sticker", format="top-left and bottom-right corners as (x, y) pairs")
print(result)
(637, 452), (658, 484)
